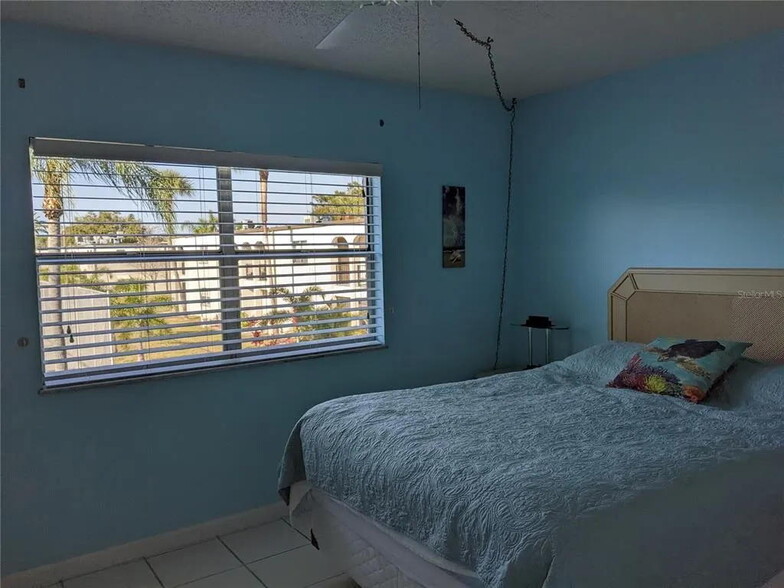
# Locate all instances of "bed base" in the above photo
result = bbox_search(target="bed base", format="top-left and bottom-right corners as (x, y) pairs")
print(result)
(289, 483), (481, 588)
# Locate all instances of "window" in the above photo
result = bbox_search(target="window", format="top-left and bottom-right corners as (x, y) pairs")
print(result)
(31, 139), (384, 389)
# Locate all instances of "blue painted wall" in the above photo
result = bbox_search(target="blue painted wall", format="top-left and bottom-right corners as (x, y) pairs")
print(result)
(501, 31), (784, 367)
(0, 23), (509, 573)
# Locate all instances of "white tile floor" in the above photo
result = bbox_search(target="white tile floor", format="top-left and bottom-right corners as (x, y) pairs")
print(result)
(50, 517), (357, 588)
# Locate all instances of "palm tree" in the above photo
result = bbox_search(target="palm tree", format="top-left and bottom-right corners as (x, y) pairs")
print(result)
(33, 157), (193, 368)
(147, 169), (195, 312)
(183, 213), (219, 235)
(148, 169), (194, 236)
(311, 181), (366, 222)
(33, 213), (48, 249)
(110, 281), (173, 362)
(259, 170), (269, 226)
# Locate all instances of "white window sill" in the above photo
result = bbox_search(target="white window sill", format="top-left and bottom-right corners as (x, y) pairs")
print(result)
(39, 343), (387, 394)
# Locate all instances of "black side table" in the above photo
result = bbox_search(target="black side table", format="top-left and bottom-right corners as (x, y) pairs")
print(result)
(513, 323), (569, 368)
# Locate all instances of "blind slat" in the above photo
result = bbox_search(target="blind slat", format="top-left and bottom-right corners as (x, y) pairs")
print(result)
(42, 305), (375, 339)
(40, 277), (378, 302)
(38, 260), (376, 276)
(40, 295), (381, 328)
(44, 324), (380, 365)
(40, 285), (380, 316)
(45, 315), (375, 353)
(36, 250), (377, 264)
(45, 337), (382, 388)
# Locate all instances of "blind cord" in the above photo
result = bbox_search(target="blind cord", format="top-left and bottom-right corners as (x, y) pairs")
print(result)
(455, 19), (517, 371)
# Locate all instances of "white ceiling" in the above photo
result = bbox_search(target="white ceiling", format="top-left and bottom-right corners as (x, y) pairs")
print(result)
(3, 1), (783, 98)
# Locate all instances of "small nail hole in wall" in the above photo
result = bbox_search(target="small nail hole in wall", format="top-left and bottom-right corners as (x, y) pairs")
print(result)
(379, 119), (385, 127)
(18, 78), (26, 89)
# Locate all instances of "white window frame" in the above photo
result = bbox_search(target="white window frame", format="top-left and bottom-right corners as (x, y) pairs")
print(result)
(31, 138), (385, 391)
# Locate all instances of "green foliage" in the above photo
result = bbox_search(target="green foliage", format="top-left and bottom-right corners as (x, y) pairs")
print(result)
(33, 213), (47, 249)
(32, 157), (194, 228)
(149, 169), (194, 234)
(36, 158), (75, 222)
(184, 213), (219, 234)
(64, 211), (148, 244)
(241, 307), (288, 327)
(110, 281), (172, 356)
(295, 303), (360, 340)
(311, 181), (366, 222)
(244, 286), (366, 346)
(39, 263), (109, 292)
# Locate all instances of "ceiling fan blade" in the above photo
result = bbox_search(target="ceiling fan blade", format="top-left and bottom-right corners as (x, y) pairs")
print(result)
(316, 0), (444, 50)
(316, 4), (372, 50)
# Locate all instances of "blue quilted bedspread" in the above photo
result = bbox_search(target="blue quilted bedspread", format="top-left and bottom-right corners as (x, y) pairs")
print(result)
(279, 343), (784, 587)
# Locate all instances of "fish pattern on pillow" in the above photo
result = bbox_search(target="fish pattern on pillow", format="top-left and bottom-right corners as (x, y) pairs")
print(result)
(607, 337), (751, 402)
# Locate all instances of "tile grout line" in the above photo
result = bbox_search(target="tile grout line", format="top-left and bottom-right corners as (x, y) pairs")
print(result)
(62, 523), (318, 588)
(59, 556), (151, 586)
(217, 521), (313, 565)
(305, 572), (350, 587)
(168, 535), (244, 587)
(214, 535), (243, 566)
(146, 535), (234, 565)
(141, 534), (247, 588)
(218, 531), (308, 563)
(273, 518), (350, 586)
(143, 558), (166, 588)
(246, 543), (314, 566)
(136, 518), (288, 572)
(217, 529), (333, 587)
(243, 562), (270, 588)
(279, 515), (310, 540)
(174, 564), (248, 588)
(215, 535), (269, 588)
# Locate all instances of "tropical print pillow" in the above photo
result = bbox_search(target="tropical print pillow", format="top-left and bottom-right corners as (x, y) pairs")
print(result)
(608, 337), (751, 403)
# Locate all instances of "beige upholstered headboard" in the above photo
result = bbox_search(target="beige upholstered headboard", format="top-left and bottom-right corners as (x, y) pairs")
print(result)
(609, 268), (784, 363)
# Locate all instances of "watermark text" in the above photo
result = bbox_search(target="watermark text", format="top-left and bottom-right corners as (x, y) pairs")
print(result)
(737, 290), (784, 299)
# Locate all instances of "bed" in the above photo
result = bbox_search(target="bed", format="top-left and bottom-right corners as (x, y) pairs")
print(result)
(278, 268), (784, 588)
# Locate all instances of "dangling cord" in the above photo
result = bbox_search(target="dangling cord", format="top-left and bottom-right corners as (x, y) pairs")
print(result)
(417, 1), (422, 110)
(455, 19), (517, 370)
(455, 20), (517, 113)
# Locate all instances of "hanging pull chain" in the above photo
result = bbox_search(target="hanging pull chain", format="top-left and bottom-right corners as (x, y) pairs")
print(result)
(455, 18), (517, 371)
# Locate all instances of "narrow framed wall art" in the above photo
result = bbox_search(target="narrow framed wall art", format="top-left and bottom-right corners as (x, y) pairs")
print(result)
(442, 185), (465, 268)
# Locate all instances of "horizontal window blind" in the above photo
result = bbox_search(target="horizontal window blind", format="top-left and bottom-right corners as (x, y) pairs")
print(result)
(31, 139), (384, 389)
